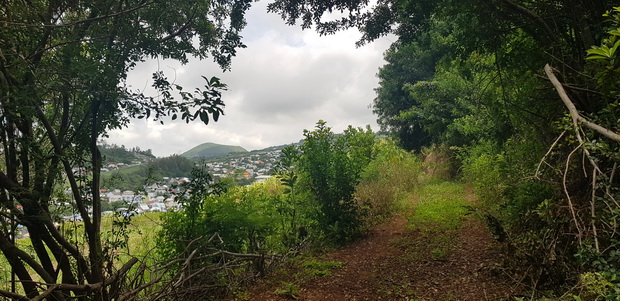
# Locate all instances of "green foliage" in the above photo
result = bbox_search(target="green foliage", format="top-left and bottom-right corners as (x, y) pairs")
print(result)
(587, 7), (620, 98)
(99, 143), (155, 164)
(355, 139), (422, 221)
(458, 141), (506, 207)
(407, 182), (469, 232)
(575, 241), (620, 299)
(296, 121), (376, 241)
(373, 29), (454, 150)
(0, 0), (252, 297)
(158, 173), (315, 259)
(182, 142), (248, 159)
(276, 170), (320, 248)
(576, 271), (619, 300)
(274, 281), (301, 299)
(272, 0), (619, 297)
(155, 123), (386, 296)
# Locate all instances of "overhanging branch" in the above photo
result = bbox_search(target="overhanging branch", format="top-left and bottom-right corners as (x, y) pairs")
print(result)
(544, 64), (620, 143)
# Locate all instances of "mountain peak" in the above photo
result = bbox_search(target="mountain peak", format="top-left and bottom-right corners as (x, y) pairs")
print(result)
(181, 142), (248, 159)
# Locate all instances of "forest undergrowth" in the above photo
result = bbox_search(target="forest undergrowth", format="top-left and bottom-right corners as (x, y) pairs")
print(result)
(245, 180), (518, 301)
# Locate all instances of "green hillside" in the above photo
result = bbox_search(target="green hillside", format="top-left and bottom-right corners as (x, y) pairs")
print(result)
(102, 155), (194, 190)
(181, 142), (247, 159)
(99, 143), (155, 164)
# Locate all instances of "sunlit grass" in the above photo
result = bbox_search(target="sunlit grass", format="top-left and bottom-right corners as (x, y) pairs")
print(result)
(405, 181), (469, 261)
(408, 181), (469, 232)
(0, 212), (164, 293)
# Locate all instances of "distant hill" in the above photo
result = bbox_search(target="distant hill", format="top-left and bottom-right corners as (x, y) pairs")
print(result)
(99, 143), (156, 164)
(182, 142), (247, 159)
(101, 154), (194, 190)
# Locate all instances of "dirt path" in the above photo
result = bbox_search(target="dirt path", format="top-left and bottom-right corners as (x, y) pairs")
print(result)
(248, 194), (518, 300)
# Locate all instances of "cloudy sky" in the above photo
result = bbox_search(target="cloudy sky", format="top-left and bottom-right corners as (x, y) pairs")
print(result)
(106, 2), (393, 157)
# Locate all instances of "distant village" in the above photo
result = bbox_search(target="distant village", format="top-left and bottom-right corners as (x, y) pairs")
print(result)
(10, 147), (287, 239)
(92, 149), (282, 217)
(207, 150), (280, 183)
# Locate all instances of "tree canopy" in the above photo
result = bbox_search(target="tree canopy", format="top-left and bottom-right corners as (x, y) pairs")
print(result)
(271, 0), (620, 296)
(2, 0), (620, 298)
(0, 0), (252, 299)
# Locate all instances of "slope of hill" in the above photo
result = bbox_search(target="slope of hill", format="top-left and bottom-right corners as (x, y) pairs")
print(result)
(99, 143), (156, 164)
(181, 142), (247, 159)
(101, 155), (194, 190)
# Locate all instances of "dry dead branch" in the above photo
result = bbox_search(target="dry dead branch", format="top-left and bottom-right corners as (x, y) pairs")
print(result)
(544, 63), (620, 251)
(544, 64), (620, 143)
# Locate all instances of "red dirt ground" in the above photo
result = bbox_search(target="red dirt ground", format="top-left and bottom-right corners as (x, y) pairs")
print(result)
(247, 194), (518, 301)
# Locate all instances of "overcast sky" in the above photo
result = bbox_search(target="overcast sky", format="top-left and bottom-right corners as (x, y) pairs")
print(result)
(106, 2), (393, 157)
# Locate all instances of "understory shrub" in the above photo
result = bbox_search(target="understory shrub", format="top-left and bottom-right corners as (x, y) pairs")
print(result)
(355, 139), (422, 222)
(459, 140), (506, 207)
(421, 144), (458, 181)
(158, 176), (317, 258)
(294, 121), (376, 242)
(153, 121), (427, 298)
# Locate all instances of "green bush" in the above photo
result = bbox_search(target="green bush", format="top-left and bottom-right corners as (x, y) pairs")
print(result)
(295, 121), (376, 242)
(355, 139), (422, 222)
(420, 144), (457, 181)
(158, 177), (295, 257)
(458, 141), (506, 207)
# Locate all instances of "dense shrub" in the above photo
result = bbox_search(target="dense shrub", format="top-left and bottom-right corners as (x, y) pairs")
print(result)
(157, 177), (313, 258)
(154, 121), (410, 298)
(420, 144), (458, 181)
(355, 140), (422, 222)
(295, 121), (376, 241)
(458, 141), (506, 207)
(158, 121), (379, 254)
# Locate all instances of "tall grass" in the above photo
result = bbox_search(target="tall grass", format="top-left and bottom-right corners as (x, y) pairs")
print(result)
(408, 182), (469, 232)
(355, 140), (423, 223)
(0, 212), (163, 294)
(406, 181), (469, 261)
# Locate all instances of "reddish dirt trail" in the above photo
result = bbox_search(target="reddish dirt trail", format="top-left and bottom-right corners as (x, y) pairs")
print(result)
(248, 195), (517, 300)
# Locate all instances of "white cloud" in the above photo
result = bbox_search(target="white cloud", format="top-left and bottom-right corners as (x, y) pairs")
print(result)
(107, 2), (391, 157)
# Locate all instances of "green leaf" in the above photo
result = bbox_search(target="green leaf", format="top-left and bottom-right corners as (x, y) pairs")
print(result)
(610, 40), (620, 57)
(199, 110), (209, 125)
(587, 55), (609, 60)
(587, 48), (610, 57)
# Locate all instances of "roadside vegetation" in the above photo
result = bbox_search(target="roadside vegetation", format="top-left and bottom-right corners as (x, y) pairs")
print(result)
(2, 0), (620, 300)
(407, 182), (469, 255)
(152, 121), (423, 299)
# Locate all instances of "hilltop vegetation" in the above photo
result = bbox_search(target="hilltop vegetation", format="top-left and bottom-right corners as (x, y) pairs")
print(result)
(2, 0), (620, 300)
(156, 122), (421, 298)
(99, 143), (156, 165)
(101, 143), (284, 190)
(102, 155), (194, 190)
(181, 142), (248, 159)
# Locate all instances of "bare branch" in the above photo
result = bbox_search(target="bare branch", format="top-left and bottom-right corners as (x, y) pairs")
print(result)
(0, 289), (27, 300)
(160, 20), (194, 43)
(499, 0), (558, 43)
(563, 144), (584, 244)
(544, 64), (620, 143)
(535, 130), (566, 178)
(591, 168), (600, 252)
